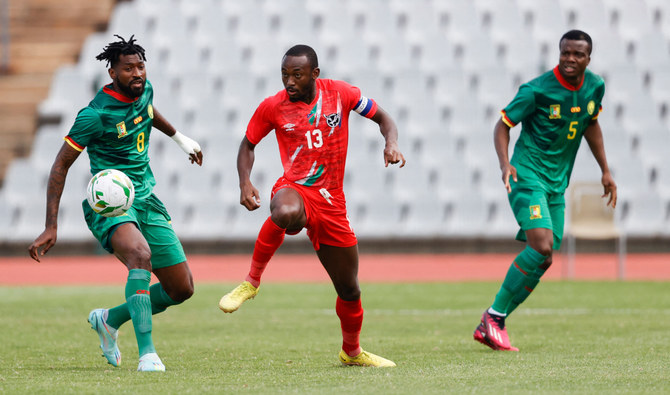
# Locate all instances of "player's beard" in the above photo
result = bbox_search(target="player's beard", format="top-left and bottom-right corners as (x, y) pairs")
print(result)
(116, 77), (145, 98)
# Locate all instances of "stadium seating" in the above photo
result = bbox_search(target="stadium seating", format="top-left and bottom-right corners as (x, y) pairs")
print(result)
(2, 0), (669, 246)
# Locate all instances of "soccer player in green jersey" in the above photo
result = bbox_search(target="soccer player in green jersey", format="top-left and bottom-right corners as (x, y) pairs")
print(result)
(28, 35), (203, 371)
(473, 30), (617, 351)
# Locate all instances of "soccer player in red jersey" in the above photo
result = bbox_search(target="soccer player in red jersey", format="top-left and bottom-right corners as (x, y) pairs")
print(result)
(218, 44), (405, 367)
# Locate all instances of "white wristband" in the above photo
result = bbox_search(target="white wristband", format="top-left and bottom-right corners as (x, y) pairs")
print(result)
(170, 131), (201, 155)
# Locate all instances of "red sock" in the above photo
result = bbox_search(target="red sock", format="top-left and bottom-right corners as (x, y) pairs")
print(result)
(245, 217), (286, 288)
(336, 297), (363, 357)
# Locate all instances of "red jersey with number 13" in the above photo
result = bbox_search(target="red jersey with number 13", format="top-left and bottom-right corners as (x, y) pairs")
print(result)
(246, 78), (378, 190)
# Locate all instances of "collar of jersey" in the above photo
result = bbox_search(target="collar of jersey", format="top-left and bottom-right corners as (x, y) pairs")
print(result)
(103, 84), (138, 103)
(553, 66), (584, 91)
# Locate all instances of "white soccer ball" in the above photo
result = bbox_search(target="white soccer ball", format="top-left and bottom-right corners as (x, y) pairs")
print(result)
(86, 169), (135, 217)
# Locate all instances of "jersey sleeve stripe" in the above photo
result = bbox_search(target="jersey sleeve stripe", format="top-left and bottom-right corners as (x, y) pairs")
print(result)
(592, 105), (603, 120)
(500, 110), (516, 127)
(64, 136), (84, 152)
(354, 96), (378, 118)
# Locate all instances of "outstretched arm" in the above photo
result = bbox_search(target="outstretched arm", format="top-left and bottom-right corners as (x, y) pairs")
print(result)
(494, 118), (517, 193)
(370, 105), (406, 168)
(153, 107), (203, 166)
(28, 143), (81, 261)
(237, 136), (261, 211)
(583, 120), (617, 208)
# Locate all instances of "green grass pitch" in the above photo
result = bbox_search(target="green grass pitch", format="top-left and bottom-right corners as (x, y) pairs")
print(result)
(1, 282), (668, 394)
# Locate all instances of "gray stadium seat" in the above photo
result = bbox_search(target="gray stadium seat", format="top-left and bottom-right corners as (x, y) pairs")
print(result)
(11, 0), (670, 243)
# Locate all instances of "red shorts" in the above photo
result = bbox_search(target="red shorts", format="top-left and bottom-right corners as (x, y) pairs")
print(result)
(271, 177), (357, 250)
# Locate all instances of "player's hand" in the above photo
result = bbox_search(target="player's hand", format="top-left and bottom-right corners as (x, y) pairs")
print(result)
(602, 171), (617, 208)
(189, 150), (203, 166)
(171, 131), (203, 166)
(240, 181), (261, 211)
(383, 142), (406, 168)
(28, 228), (57, 262)
(501, 163), (517, 193)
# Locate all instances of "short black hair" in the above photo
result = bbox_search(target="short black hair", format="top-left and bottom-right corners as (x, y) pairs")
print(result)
(560, 30), (593, 55)
(284, 44), (319, 69)
(96, 34), (147, 68)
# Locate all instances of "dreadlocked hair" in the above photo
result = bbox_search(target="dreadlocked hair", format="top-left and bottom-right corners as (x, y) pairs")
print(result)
(96, 34), (147, 67)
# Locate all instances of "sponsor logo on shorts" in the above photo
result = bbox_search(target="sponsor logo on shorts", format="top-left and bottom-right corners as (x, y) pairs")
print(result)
(530, 205), (542, 219)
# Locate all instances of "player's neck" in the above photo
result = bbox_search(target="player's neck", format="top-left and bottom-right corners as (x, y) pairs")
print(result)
(563, 74), (583, 88)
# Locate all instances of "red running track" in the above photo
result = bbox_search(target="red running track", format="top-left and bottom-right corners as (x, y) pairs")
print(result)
(1, 253), (668, 285)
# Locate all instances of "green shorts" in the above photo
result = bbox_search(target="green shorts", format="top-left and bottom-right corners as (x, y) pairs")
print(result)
(508, 182), (566, 250)
(82, 193), (186, 269)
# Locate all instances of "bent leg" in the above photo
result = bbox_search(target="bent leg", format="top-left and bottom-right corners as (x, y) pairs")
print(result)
(505, 228), (554, 314)
(150, 262), (194, 313)
(246, 187), (306, 287)
(490, 228), (552, 316)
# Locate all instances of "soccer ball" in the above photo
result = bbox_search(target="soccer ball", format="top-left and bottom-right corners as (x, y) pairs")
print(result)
(86, 169), (135, 217)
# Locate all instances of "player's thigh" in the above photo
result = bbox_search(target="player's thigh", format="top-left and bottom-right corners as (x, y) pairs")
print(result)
(110, 222), (152, 270)
(83, 199), (139, 254)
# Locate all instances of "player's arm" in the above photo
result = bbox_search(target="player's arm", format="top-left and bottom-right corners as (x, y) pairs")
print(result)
(28, 143), (81, 262)
(370, 105), (406, 168)
(237, 136), (261, 211)
(494, 118), (517, 193)
(152, 107), (203, 166)
(583, 119), (617, 208)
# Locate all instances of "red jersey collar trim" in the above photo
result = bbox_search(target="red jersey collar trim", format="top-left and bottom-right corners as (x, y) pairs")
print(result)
(553, 66), (584, 91)
(103, 84), (138, 103)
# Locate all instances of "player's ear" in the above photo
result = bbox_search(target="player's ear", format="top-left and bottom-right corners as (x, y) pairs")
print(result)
(312, 67), (320, 80)
(108, 67), (116, 80)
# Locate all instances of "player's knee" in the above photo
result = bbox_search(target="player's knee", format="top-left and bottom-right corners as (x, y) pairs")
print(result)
(165, 274), (194, 303)
(530, 239), (553, 257)
(539, 256), (553, 271)
(173, 281), (194, 303)
(270, 204), (303, 228)
(125, 247), (152, 271)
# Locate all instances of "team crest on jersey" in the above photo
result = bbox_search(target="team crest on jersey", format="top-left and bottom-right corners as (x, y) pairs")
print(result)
(116, 121), (128, 138)
(148, 104), (154, 119)
(324, 113), (340, 127)
(587, 100), (595, 115)
(529, 205), (542, 220)
(549, 105), (561, 119)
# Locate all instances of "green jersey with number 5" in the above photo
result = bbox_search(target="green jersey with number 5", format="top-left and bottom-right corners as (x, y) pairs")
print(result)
(64, 80), (156, 200)
(500, 66), (605, 194)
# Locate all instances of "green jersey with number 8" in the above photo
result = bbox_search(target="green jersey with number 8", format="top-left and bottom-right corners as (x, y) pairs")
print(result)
(501, 66), (605, 194)
(65, 80), (156, 200)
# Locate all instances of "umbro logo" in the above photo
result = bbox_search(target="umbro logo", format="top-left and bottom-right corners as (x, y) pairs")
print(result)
(283, 123), (295, 131)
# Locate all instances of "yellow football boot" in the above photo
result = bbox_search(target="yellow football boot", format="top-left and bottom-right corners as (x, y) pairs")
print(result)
(338, 349), (396, 367)
(218, 281), (259, 313)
